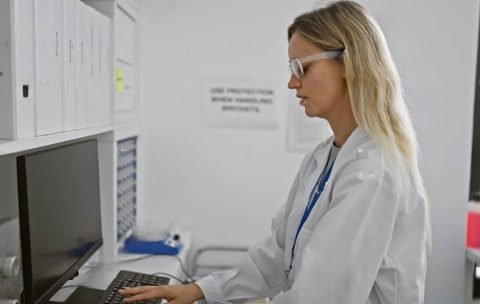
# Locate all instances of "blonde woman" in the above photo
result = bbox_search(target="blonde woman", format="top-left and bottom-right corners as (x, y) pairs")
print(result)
(120, 1), (430, 303)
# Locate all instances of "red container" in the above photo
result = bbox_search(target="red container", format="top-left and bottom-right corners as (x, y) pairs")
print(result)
(467, 202), (480, 248)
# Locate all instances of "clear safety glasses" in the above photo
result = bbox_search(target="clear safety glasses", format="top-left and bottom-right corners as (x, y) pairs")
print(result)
(289, 50), (344, 79)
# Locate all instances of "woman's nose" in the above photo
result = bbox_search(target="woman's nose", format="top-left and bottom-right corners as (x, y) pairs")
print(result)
(288, 74), (301, 89)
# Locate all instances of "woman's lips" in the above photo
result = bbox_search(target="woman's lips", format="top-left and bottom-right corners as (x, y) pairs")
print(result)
(299, 98), (306, 106)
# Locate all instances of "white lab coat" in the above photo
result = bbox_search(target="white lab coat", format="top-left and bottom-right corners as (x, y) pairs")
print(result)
(195, 127), (427, 304)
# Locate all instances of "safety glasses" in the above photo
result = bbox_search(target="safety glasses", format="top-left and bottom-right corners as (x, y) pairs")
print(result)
(289, 50), (343, 79)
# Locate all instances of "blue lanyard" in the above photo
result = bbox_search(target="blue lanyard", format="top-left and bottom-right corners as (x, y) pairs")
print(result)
(289, 161), (334, 270)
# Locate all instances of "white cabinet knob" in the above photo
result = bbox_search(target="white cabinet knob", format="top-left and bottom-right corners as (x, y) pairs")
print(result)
(1, 256), (19, 277)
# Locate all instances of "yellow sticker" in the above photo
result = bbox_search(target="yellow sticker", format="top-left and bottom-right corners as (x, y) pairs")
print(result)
(116, 67), (124, 93)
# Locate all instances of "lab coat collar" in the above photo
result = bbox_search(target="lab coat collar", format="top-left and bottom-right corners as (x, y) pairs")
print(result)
(335, 127), (369, 160)
(302, 127), (368, 206)
(312, 126), (368, 165)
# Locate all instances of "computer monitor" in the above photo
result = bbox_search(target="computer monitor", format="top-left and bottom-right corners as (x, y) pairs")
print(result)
(16, 139), (103, 303)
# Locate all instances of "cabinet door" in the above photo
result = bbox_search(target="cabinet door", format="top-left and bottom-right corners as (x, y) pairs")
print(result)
(115, 61), (134, 111)
(114, 4), (135, 65)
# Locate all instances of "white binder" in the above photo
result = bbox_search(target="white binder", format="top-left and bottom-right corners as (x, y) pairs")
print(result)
(99, 14), (112, 126)
(35, 0), (63, 136)
(80, 5), (112, 127)
(75, 0), (87, 130)
(86, 6), (97, 128)
(0, 1), (12, 139)
(50, 0), (63, 133)
(62, 0), (76, 131)
(34, 0), (51, 136)
(105, 15), (113, 125)
(13, 0), (35, 139)
(0, 0), (36, 139)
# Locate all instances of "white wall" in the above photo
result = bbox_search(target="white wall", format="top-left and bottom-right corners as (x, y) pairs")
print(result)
(136, 0), (314, 245)
(138, 1), (479, 303)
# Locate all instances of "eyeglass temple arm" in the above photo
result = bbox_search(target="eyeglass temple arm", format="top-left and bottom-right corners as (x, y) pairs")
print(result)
(300, 50), (344, 64)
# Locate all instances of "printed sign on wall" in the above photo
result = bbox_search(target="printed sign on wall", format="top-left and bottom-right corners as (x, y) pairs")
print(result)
(203, 75), (281, 129)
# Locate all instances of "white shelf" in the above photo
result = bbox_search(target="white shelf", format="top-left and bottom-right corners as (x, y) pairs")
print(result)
(0, 122), (140, 156)
(0, 125), (115, 156)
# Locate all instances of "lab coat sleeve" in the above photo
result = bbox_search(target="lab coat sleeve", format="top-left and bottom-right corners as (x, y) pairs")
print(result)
(195, 158), (308, 304)
(194, 234), (286, 303)
(271, 172), (399, 304)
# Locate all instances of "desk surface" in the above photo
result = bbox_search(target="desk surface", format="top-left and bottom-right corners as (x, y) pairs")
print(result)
(51, 233), (191, 302)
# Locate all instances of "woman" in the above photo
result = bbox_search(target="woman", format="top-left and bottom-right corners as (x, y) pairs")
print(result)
(120, 1), (430, 303)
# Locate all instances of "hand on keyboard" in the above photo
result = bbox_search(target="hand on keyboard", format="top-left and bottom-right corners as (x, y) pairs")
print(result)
(98, 270), (170, 304)
(118, 283), (204, 304)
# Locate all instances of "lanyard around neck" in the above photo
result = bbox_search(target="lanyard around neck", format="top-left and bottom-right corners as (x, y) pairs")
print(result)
(289, 159), (335, 271)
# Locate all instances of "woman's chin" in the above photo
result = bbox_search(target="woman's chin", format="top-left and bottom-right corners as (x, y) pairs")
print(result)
(304, 108), (318, 118)
(304, 108), (326, 119)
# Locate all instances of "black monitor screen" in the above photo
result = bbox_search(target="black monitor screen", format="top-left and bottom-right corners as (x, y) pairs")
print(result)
(17, 139), (103, 303)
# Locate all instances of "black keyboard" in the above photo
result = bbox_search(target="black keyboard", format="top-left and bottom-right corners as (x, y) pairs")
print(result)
(98, 270), (170, 304)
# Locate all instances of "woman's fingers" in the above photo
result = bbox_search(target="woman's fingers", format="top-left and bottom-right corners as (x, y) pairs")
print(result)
(118, 285), (160, 296)
(121, 287), (167, 303)
(118, 284), (202, 304)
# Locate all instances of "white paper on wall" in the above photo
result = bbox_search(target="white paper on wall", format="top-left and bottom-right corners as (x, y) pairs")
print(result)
(286, 92), (332, 152)
(202, 75), (281, 129)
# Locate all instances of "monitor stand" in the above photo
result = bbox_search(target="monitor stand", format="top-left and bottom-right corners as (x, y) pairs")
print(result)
(48, 286), (104, 304)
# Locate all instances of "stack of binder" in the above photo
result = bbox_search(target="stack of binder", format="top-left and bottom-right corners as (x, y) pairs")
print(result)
(0, 0), (113, 140)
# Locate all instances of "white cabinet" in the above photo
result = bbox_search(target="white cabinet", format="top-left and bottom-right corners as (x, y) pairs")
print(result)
(0, 1), (142, 298)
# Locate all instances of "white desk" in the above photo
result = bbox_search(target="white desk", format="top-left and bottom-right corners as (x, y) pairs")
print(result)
(50, 233), (191, 302)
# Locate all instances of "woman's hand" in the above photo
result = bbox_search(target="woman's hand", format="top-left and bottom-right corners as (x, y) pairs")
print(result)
(118, 283), (204, 304)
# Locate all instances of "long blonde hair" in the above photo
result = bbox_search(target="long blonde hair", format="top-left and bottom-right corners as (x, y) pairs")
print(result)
(288, 0), (431, 245)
